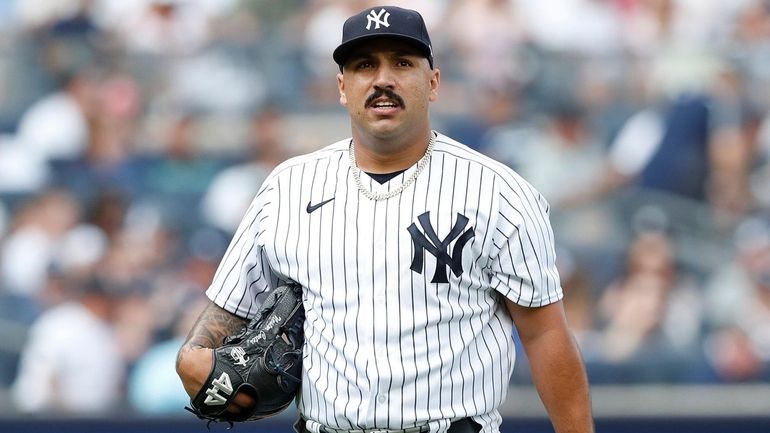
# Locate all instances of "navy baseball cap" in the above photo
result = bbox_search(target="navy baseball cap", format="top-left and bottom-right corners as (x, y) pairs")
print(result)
(333, 6), (434, 69)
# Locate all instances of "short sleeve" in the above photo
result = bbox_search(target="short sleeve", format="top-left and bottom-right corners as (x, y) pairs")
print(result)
(205, 181), (276, 318)
(488, 179), (563, 307)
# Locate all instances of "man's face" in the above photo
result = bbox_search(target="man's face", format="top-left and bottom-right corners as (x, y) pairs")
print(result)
(337, 38), (439, 140)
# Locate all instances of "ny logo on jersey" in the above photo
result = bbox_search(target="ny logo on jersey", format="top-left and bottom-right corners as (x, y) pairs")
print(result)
(408, 212), (475, 284)
(366, 8), (390, 30)
(204, 372), (233, 406)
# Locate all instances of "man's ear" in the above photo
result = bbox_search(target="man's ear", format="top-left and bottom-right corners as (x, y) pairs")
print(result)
(337, 73), (347, 106)
(428, 68), (440, 102)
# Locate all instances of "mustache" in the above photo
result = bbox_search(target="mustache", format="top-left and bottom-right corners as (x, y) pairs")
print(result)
(365, 87), (405, 108)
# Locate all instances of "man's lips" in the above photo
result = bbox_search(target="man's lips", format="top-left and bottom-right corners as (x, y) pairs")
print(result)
(370, 99), (400, 108)
(368, 99), (402, 113)
(365, 87), (405, 110)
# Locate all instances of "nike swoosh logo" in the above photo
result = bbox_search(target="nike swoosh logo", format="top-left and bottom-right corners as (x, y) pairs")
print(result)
(306, 198), (334, 214)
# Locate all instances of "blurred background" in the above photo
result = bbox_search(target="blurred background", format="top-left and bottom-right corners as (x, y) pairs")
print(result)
(0, 0), (769, 431)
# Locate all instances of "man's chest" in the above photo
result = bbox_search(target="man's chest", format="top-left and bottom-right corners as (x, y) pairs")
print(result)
(267, 187), (493, 289)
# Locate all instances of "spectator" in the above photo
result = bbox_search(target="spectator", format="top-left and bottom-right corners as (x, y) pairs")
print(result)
(593, 227), (704, 382)
(703, 217), (770, 381)
(445, 0), (524, 91)
(142, 112), (225, 230)
(300, 0), (363, 105)
(200, 106), (288, 233)
(0, 189), (82, 298)
(96, 0), (214, 56)
(11, 275), (126, 413)
(14, 69), (97, 162)
(51, 71), (146, 203)
(515, 0), (622, 56)
(560, 76), (753, 243)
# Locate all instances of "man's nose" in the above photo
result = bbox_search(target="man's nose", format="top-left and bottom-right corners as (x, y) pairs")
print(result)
(372, 65), (396, 88)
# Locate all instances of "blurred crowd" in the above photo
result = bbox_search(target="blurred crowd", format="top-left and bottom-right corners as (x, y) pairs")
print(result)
(0, 0), (769, 417)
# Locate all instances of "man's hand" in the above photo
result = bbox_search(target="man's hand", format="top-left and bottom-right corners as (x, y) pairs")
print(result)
(177, 346), (213, 399)
(176, 343), (257, 414)
(176, 284), (304, 423)
(176, 302), (257, 417)
(176, 302), (248, 395)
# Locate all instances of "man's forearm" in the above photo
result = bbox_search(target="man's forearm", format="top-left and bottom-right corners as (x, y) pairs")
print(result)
(180, 302), (247, 350)
(176, 302), (248, 397)
(524, 327), (594, 433)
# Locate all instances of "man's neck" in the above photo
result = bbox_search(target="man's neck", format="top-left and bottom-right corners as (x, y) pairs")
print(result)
(351, 128), (433, 173)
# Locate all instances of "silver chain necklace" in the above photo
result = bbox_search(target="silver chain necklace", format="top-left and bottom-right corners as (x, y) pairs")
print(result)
(349, 131), (436, 201)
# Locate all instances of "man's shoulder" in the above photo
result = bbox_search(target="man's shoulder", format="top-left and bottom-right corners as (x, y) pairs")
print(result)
(434, 132), (532, 190)
(434, 131), (549, 210)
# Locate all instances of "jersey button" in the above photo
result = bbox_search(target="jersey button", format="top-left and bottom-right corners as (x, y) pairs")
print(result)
(377, 394), (387, 404)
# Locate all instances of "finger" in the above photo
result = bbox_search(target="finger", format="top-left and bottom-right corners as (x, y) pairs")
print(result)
(226, 391), (257, 414)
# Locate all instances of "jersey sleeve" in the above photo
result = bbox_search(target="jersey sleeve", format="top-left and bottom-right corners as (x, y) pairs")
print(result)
(488, 177), (563, 307)
(205, 181), (276, 318)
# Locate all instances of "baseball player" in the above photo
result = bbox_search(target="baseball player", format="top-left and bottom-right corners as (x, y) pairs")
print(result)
(177, 5), (593, 433)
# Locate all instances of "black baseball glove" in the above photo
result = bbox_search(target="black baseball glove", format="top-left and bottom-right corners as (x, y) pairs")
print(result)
(186, 282), (305, 425)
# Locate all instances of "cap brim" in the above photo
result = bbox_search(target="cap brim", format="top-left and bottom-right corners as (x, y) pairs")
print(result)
(333, 33), (432, 68)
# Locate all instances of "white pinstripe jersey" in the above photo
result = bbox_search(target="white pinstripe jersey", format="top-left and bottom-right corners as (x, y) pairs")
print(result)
(206, 132), (563, 432)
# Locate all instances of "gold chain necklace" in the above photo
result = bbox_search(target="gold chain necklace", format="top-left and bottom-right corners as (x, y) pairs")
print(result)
(349, 131), (436, 201)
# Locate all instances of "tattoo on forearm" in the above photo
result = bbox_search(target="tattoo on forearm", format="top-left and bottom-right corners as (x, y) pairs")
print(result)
(183, 303), (248, 349)
(176, 303), (248, 370)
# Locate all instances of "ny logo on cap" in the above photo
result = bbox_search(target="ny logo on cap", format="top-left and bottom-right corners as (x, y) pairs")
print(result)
(366, 8), (390, 30)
